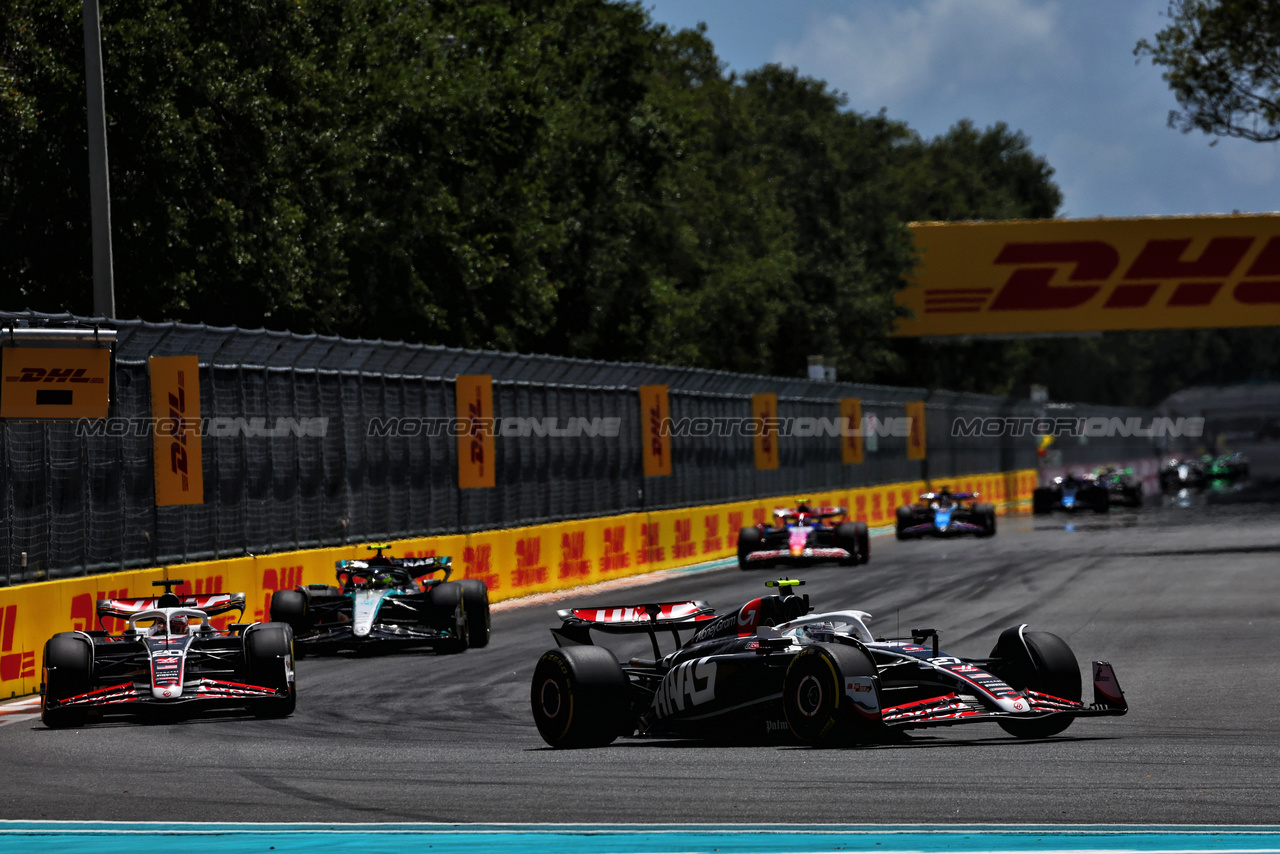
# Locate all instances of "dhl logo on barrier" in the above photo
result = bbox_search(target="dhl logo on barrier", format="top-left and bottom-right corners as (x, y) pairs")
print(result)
(897, 215), (1280, 336)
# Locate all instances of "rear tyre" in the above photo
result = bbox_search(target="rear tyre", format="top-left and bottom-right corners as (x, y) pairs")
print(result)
(1032, 488), (1054, 515)
(783, 643), (880, 746)
(990, 628), (1081, 739)
(737, 526), (761, 570)
(457, 579), (491, 648)
(834, 522), (868, 566)
(246, 623), (296, 719)
(975, 503), (997, 537)
(268, 589), (308, 635)
(428, 582), (470, 654)
(1088, 487), (1111, 513)
(41, 633), (92, 729)
(530, 646), (632, 748)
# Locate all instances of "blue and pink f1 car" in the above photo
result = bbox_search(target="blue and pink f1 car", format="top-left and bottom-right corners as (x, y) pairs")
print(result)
(896, 489), (997, 539)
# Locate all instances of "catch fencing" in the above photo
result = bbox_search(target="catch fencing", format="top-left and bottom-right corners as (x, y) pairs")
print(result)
(2, 311), (1166, 584)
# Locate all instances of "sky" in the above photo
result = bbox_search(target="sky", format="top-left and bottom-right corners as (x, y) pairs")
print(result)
(641, 0), (1280, 220)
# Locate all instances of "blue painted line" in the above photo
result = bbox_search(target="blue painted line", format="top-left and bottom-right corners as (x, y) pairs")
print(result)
(2, 823), (1280, 854)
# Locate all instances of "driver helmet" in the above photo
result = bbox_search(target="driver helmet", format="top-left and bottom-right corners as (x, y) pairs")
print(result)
(169, 614), (189, 635)
(795, 500), (812, 515)
(149, 619), (167, 637)
(937, 487), (953, 507)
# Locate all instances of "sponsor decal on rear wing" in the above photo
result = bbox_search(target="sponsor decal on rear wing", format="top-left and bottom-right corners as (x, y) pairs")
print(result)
(561, 601), (715, 625)
(551, 600), (716, 648)
(96, 592), (247, 623)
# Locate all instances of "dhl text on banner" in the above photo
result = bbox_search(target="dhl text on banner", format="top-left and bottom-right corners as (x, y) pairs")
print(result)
(752, 393), (779, 470)
(639, 385), (672, 477)
(1, 346), (110, 419)
(456, 375), (496, 489)
(897, 215), (1280, 337)
(150, 355), (205, 506)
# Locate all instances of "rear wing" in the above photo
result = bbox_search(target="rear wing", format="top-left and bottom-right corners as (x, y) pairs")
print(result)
(551, 600), (715, 653)
(772, 506), (847, 522)
(97, 592), (247, 624)
(336, 555), (453, 583)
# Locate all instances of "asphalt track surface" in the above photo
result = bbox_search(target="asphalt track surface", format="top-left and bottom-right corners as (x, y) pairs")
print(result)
(2, 502), (1278, 825)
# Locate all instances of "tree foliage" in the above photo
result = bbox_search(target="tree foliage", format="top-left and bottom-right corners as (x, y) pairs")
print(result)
(1136, 0), (1280, 143)
(2, 0), (1066, 385)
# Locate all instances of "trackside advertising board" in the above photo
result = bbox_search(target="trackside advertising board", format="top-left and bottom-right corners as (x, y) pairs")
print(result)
(0, 346), (111, 419)
(0, 469), (1037, 699)
(896, 214), (1280, 337)
(150, 356), (204, 506)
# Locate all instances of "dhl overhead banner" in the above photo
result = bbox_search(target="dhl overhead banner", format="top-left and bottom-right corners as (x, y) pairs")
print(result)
(896, 214), (1280, 336)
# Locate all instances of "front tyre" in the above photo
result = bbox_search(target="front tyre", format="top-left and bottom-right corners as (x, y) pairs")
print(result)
(457, 579), (491, 648)
(990, 628), (1081, 739)
(428, 582), (470, 654)
(783, 643), (880, 747)
(246, 623), (296, 719)
(530, 646), (631, 748)
(41, 633), (92, 729)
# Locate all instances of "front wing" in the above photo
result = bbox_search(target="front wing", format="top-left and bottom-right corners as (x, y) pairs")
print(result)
(880, 661), (1127, 730)
(742, 547), (853, 565)
(296, 621), (459, 651)
(45, 677), (286, 714)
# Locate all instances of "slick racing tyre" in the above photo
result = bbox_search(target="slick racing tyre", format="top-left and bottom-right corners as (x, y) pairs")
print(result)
(975, 503), (997, 537)
(990, 628), (1081, 739)
(428, 582), (470, 654)
(1032, 488), (1055, 515)
(531, 646), (631, 748)
(268, 589), (309, 635)
(895, 506), (915, 540)
(737, 526), (762, 570)
(836, 522), (870, 565)
(1086, 486), (1111, 513)
(783, 643), (880, 747)
(458, 579), (491, 648)
(246, 623), (297, 718)
(41, 633), (92, 729)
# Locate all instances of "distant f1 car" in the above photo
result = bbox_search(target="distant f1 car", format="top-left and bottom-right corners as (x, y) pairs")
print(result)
(895, 489), (996, 539)
(737, 503), (869, 569)
(1159, 457), (1205, 493)
(529, 579), (1127, 748)
(1091, 466), (1143, 507)
(40, 580), (296, 728)
(1033, 474), (1109, 514)
(268, 545), (489, 655)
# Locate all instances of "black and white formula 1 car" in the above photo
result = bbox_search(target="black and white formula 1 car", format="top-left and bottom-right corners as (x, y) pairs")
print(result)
(268, 545), (490, 655)
(40, 580), (296, 728)
(1033, 473), (1110, 514)
(530, 579), (1126, 748)
(895, 489), (996, 539)
(737, 503), (869, 569)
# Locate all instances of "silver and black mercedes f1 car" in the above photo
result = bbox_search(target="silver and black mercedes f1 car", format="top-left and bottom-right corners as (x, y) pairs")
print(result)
(268, 545), (490, 655)
(737, 503), (869, 569)
(530, 580), (1126, 748)
(40, 580), (296, 728)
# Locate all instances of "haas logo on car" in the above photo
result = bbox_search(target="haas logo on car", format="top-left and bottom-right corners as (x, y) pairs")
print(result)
(652, 656), (717, 717)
